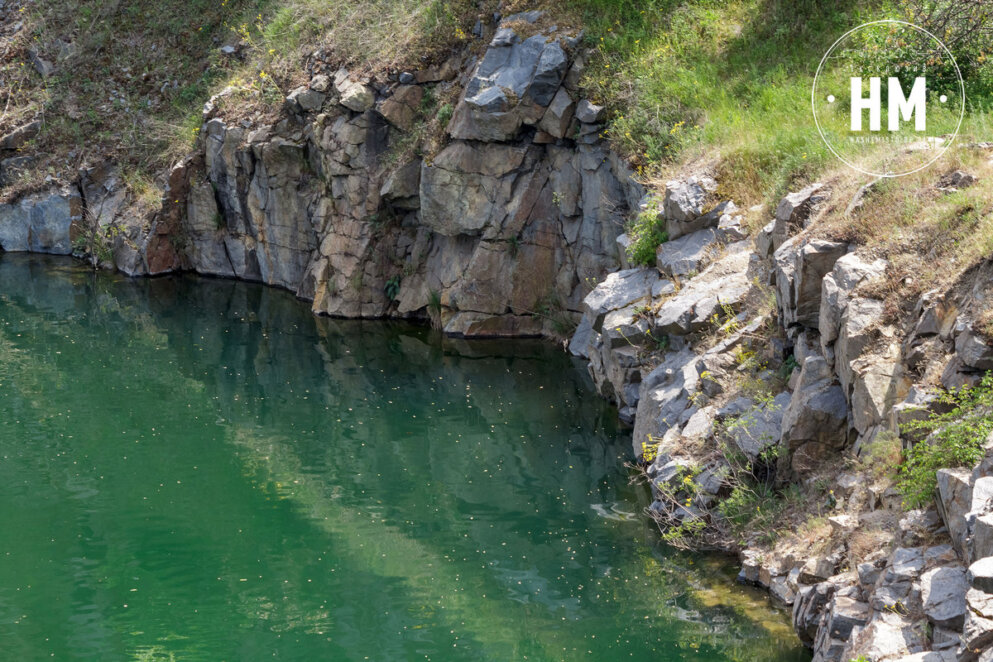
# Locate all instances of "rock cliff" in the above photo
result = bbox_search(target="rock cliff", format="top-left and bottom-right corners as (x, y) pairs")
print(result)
(0, 11), (638, 339)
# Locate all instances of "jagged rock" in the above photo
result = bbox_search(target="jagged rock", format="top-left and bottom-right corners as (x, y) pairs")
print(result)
(969, 557), (993, 593)
(729, 392), (791, 462)
(654, 241), (751, 335)
(937, 468), (974, 558)
(820, 253), (887, 350)
(793, 577), (844, 646)
(379, 85), (424, 131)
(960, 592), (993, 662)
(0, 187), (81, 255)
(450, 29), (570, 141)
(779, 355), (849, 475)
(851, 351), (909, 436)
(0, 120), (41, 151)
(885, 547), (925, 584)
(846, 611), (926, 661)
(419, 141), (528, 236)
(717, 212), (747, 241)
(770, 182), (826, 249)
(286, 85), (325, 113)
(773, 237), (848, 330)
(663, 176), (715, 225)
(632, 350), (700, 455)
(827, 596), (869, 639)
(858, 560), (886, 589)
(956, 328), (993, 371)
(582, 268), (659, 331)
(800, 556), (838, 585)
(655, 228), (718, 277)
(575, 99), (604, 124)
(835, 297), (886, 393)
(380, 159), (421, 209)
(974, 514), (993, 561)
(337, 80), (375, 112)
(538, 87), (575, 138)
(771, 575), (796, 604)
(601, 303), (652, 348)
(921, 565), (968, 629)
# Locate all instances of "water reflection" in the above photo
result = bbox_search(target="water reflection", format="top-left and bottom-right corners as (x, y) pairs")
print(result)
(0, 254), (808, 661)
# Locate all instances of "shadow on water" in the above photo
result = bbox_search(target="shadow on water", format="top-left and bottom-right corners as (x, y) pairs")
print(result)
(0, 254), (809, 661)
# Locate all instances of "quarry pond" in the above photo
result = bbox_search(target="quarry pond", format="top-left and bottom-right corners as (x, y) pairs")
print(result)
(0, 255), (807, 661)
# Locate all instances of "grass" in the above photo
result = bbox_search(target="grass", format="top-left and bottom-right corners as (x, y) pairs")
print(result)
(0, 0), (487, 200)
(899, 371), (993, 508)
(573, 0), (993, 207)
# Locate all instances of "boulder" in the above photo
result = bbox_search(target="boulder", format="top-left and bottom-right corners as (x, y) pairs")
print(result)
(655, 228), (718, 278)
(379, 84), (424, 131)
(779, 355), (849, 475)
(337, 80), (375, 112)
(729, 392), (792, 462)
(582, 268), (660, 331)
(538, 87), (576, 138)
(956, 329), (993, 371)
(921, 565), (968, 630)
(575, 99), (604, 124)
(663, 175), (716, 225)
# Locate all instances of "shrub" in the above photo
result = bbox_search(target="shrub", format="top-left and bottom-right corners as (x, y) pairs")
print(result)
(625, 205), (667, 267)
(899, 372), (993, 508)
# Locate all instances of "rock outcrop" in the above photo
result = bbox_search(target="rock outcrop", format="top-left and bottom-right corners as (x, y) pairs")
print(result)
(0, 12), (638, 339)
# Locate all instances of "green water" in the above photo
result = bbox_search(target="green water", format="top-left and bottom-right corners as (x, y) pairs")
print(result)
(0, 254), (808, 662)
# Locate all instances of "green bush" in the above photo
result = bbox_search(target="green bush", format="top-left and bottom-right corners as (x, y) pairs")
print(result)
(899, 371), (993, 508)
(625, 206), (667, 267)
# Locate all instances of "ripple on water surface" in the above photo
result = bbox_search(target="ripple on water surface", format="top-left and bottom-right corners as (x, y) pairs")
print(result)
(0, 254), (809, 661)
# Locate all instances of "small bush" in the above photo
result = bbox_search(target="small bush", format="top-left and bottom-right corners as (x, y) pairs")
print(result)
(899, 372), (993, 508)
(625, 205), (667, 267)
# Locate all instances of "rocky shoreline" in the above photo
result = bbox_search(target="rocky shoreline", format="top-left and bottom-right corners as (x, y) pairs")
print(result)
(3, 8), (993, 662)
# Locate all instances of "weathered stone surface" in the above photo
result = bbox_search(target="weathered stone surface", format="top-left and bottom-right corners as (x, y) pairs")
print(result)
(655, 228), (718, 278)
(851, 351), (909, 436)
(632, 350), (700, 455)
(779, 355), (849, 476)
(582, 268), (659, 331)
(827, 596), (869, 640)
(846, 611), (926, 661)
(654, 242), (751, 335)
(379, 85), (424, 131)
(663, 176), (715, 226)
(921, 565), (968, 630)
(835, 297), (886, 393)
(337, 80), (375, 112)
(419, 141), (528, 236)
(957, 328), (993, 371)
(538, 87), (575, 138)
(773, 237), (848, 330)
(771, 182), (826, 249)
(0, 187), (81, 255)
(819, 253), (887, 349)
(450, 28), (572, 141)
(575, 99), (604, 124)
(729, 392), (791, 462)
(937, 468), (974, 559)
(0, 120), (41, 151)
